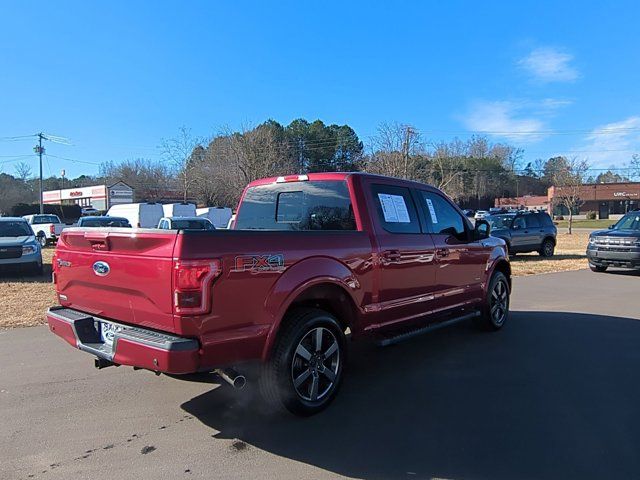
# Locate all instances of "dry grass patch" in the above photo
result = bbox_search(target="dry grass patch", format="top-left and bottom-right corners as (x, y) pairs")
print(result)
(510, 232), (589, 277)
(0, 249), (56, 329)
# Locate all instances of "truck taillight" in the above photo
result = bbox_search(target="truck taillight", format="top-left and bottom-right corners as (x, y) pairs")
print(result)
(173, 259), (222, 315)
(50, 224), (55, 234)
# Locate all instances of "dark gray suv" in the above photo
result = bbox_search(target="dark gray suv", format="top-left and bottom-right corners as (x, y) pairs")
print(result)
(486, 211), (557, 256)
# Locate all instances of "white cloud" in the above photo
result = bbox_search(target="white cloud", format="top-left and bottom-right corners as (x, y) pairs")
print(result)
(518, 47), (579, 82)
(573, 116), (640, 167)
(462, 100), (547, 143)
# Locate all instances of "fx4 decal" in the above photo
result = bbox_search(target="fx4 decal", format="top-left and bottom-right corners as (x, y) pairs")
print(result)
(233, 254), (285, 273)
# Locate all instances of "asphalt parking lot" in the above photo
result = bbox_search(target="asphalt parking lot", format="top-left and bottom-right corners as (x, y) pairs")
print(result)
(1, 269), (639, 480)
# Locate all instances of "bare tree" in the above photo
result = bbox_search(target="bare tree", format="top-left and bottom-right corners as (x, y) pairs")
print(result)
(100, 158), (173, 202)
(629, 154), (640, 181)
(366, 122), (423, 179)
(15, 161), (32, 182)
(191, 122), (297, 208)
(551, 157), (590, 234)
(161, 126), (203, 202)
(427, 139), (467, 199)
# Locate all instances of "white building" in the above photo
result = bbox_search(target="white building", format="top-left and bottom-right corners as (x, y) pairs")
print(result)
(43, 182), (134, 211)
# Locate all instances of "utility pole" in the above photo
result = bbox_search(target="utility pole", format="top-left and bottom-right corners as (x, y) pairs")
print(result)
(33, 133), (45, 214)
(402, 126), (414, 179)
(298, 137), (304, 173)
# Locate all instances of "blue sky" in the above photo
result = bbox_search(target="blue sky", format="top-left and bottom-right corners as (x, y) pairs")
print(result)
(1, 0), (639, 178)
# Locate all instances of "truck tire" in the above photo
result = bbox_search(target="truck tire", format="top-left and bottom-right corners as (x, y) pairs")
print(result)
(475, 271), (510, 331)
(539, 238), (555, 257)
(37, 233), (47, 248)
(259, 308), (346, 416)
(31, 262), (44, 276)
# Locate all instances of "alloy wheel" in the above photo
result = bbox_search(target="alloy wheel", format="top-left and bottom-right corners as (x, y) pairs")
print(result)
(490, 280), (508, 326)
(291, 327), (340, 402)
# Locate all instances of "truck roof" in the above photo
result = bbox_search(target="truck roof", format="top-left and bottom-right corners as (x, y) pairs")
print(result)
(246, 172), (441, 191)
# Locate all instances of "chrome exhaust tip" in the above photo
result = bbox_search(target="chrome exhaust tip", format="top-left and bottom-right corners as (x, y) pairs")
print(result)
(215, 368), (246, 389)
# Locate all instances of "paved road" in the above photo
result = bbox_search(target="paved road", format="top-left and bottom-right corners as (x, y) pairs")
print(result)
(2, 269), (640, 480)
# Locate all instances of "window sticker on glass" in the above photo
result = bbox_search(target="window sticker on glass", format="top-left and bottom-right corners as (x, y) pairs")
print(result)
(378, 193), (410, 223)
(425, 198), (438, 224)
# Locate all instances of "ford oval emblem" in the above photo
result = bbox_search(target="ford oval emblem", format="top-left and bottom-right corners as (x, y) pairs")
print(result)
(93, 261), (110, 277)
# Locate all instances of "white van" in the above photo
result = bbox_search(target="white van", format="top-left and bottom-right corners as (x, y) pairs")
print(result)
(106, 203), (164, 228)
(196, 207), (233, 229)
(162, 203), (196, 218)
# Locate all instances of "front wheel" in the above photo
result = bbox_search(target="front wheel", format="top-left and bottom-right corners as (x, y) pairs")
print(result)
(37, 234), (47, 248)
(475, 271), (510, 331)
(259, 308), (346, 416)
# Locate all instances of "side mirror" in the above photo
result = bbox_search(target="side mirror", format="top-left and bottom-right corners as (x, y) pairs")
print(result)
(609, 224), (615, 229)
(474, 219), (490, 240)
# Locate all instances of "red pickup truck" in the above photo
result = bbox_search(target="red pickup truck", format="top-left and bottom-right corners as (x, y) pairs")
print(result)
(47, 172), (510, 415)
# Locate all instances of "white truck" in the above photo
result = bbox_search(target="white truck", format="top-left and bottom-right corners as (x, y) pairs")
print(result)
(106, 203), (164, 228)
(22, 214), (67, 247)
(162, 203), (196, 218)
(196, 207), (232, 229)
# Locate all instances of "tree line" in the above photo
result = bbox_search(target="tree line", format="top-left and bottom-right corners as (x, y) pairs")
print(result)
(2, 118), (639, 215)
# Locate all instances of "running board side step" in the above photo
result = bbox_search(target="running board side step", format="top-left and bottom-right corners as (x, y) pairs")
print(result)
(375, 311), (481, 347)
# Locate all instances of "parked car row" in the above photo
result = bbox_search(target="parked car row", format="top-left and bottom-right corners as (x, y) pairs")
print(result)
(105, 203), (232, 229)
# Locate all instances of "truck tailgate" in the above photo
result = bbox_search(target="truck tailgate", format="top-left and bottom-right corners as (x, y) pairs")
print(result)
(54, 228), (178, 333)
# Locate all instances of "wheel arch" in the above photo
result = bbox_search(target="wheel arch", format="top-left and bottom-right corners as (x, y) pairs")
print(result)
(491, 258), (512, 290)
(262, 257), (363, 361)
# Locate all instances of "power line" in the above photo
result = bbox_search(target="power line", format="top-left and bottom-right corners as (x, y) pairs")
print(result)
(45, 153), (101, 166)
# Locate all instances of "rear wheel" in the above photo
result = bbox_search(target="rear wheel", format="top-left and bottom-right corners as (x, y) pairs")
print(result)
(259, 308), (346, 416)
(475, 271), (510, 331)
(539, 238), (555, 257)
(589, 263), (608, 273)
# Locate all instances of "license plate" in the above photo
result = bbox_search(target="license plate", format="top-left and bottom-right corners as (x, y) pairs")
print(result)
(100, 322), (120, 347)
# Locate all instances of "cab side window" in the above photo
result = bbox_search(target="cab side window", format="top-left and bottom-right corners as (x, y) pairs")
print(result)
(525, 215), (541, 228)
(420, 191), (467, 240)
(371, 184), (421, 234)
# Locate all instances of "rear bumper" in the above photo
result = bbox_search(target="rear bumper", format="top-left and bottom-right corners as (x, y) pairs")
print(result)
(587, 248), (640, 269)
(46, 307), (200, 374)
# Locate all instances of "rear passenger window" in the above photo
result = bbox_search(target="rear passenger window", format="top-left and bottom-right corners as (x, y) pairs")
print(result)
(420, 191), (466, 239)
(371, 184), (420, 234)
(539, 213), (553, 226)
(525, 215), (541, 228)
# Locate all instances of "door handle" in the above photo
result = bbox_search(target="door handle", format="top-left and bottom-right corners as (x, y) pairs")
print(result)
(382, 250), (402, 261)
(436, 248), (449, 257)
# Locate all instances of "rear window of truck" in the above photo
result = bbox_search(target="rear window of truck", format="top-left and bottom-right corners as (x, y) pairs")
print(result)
(235, 180), (356, 231)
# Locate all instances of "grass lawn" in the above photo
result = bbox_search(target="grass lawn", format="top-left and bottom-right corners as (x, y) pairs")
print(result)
(509, 232), (589, 276)
(554, 219), (612, 229)
(0, 234), (591, 329)
(0, 248), (56, 329)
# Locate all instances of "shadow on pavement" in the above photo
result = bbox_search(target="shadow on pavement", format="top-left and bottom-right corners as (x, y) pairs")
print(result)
(182, 311), (640, 480)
